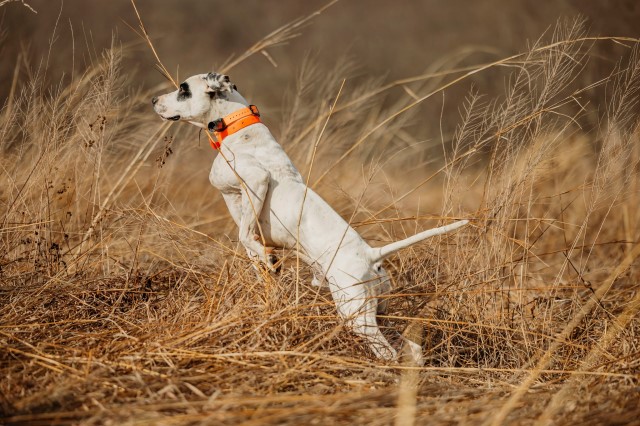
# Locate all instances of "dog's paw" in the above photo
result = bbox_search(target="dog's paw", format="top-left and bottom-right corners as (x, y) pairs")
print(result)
(402, 338), (425, 366)
(266, 253), (281, 274)
(311, 270), (328, 287)
(311, 276), (322, 287)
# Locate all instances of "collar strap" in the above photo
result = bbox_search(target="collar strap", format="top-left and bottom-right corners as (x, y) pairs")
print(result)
(207, 105), (261, 149)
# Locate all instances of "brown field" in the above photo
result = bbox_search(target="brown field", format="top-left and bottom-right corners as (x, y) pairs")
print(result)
(1, 1), (640, 425)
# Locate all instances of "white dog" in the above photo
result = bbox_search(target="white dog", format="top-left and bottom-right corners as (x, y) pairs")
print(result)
(152, 72), (468, 363)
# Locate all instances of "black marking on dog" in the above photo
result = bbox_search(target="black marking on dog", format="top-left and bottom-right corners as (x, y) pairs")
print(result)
(204, 72), (220, 88)
(233, 84), (238, 91)
(177, 82), (191, 101)
(204, 72), (234, 95)
(208, 91), (229, 100)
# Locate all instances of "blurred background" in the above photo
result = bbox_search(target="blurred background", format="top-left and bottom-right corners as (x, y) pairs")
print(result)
(2, 0), (639, 103)
(2, 0), (640, 234)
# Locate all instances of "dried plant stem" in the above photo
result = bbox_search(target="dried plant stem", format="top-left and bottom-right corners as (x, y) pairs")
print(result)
(3, 53), (22, 122)
(295, 79), (345, 304)
(488, 241), (640, 426)
(130, 0), (177, 88)
(219, 0), (340, 73)
(73, 121), (172, 264)
(0, 0), (36, 13)
(536, 282), (640, 424)
(312, 36), (640, 187)
(395, 320), (423, 426)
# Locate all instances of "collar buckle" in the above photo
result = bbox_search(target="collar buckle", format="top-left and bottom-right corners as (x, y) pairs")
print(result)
(208, 118), (227, 132)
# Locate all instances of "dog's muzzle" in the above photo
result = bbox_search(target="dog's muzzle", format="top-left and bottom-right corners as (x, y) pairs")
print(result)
(151, 97), (180, 121)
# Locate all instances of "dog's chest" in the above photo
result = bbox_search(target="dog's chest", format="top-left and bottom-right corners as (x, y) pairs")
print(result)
(209, 158), (238, 193)
(209, 131), (303, 193)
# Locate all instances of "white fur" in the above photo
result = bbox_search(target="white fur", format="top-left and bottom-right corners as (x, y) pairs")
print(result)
(153, 73), (468, 362)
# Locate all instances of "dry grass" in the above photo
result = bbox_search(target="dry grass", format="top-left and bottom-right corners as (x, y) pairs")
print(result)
(1, 9), (640, 426)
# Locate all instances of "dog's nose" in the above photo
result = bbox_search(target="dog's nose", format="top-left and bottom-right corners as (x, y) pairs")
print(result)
(151, 96), (158, 105)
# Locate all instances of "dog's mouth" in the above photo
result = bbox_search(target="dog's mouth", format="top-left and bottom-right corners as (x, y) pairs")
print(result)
(166, 115), (181, 121)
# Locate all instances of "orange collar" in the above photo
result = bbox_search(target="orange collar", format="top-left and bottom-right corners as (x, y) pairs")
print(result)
(206, 105), (261, 149)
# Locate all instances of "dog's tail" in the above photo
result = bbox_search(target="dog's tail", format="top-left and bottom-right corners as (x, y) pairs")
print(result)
(369, 220), (469, 263)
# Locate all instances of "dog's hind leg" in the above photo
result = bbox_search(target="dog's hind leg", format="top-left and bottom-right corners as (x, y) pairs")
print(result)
(328, 276), (397, 360)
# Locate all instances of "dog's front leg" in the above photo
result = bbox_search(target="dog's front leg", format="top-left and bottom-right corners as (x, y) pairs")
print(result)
(237, 166), (275, 271)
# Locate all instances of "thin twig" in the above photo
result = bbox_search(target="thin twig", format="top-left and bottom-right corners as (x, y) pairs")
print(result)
(295, 79), (346, 304)
(219, 0), (339, 73)
(130, 0), (177, 88)
(0, 0), (36, 13)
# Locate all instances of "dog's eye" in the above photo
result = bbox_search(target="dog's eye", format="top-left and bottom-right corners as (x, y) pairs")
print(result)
(179, 83), (189, 93)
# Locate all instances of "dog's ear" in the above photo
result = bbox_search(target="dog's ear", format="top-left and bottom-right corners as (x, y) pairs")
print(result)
(203, 72), (234, 94)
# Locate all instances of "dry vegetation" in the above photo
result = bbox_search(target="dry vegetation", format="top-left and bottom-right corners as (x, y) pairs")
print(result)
(1, 3), (640, 425)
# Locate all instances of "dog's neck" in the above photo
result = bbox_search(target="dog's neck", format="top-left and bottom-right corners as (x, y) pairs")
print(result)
(189, 90), (250, 129)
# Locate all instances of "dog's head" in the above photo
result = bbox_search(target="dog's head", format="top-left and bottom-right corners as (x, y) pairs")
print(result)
(152, 72), (241, 128)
